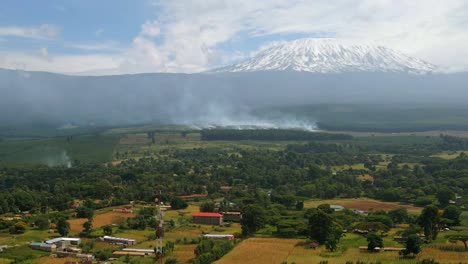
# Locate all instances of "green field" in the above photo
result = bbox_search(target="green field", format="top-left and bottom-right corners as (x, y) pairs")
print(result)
(0, 135), (119, 166)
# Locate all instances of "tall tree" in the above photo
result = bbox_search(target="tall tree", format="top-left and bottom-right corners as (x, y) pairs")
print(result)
(57, 218), (70, 237)
(401, 234), (422, 257)
(436, 188), (454, 208)
(418, 205), (440, 240)
(442, 205), (462, 226)
(309, 209), (333, 244)
(241, 204), (266, 236)
(367, 233), (384, 251)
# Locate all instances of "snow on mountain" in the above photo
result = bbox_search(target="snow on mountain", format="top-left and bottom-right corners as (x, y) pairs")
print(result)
(212, 38), (436, 74)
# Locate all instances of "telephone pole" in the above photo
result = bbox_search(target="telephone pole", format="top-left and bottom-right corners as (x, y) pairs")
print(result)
(155, 190), (164, 264)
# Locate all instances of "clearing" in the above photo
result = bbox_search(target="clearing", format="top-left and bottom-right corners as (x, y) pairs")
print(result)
(304, 198), (422, 214)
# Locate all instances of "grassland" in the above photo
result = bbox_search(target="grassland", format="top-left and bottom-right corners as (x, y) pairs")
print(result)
(0, 134), (118, 166)
(304, 198), (423, 214)
(218, 233), (468, 264)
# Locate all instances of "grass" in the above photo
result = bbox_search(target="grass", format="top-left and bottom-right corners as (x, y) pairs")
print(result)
(217, 235), (468, 264)
(215, 238), (301, 264)
(432, 151), (468, 160)
(0, 134), (118, 166)
(68, 206), (135, 234)
(304, 198), (422, 214)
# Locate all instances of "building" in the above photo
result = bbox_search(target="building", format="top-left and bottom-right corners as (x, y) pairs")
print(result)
(45, 237), (81, 250)
(330, 205), (344, 212)
(203, 234), (234, 240)
(192, 212), (223, 225)
(101, 235), (137, 245)
(113, 249), (155, 257)
(29, 242), (57, 252)
(122, 248), (155, 254)
(222, 212), (242, 222)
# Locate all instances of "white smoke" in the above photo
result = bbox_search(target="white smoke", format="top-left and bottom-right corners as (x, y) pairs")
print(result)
(171, 102), (317, 131)
(44, 150), (72, 168)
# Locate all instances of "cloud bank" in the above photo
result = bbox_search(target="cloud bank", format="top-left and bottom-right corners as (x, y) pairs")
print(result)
(1, 0), (468, 74)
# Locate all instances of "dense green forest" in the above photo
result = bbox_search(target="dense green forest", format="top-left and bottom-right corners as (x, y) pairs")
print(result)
(0, 134), (466, 214)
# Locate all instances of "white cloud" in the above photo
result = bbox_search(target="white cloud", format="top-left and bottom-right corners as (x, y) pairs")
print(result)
(66, 41), (123, 52)
(0, 24), (60, 39)
(0, 51), (121, 74)
(141, 21), (161, 37)
(1, 1), (468, 74)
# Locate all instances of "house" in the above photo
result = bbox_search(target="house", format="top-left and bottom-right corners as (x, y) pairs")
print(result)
(192, 212), (223, 225)
(45, 237), (81, 250)
(29, 242), (57, 252)
(203, 234), (234, 240)
(101, 235), (136, 245)
(222, 212), (242, 222)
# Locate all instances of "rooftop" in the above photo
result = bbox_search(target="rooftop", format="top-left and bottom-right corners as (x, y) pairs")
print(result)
(45, 237), (80, 244)
(192, 212), (223, 217)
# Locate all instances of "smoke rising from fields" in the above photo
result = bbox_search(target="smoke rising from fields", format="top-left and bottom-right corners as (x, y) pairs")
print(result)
(1, 69), (468, 134)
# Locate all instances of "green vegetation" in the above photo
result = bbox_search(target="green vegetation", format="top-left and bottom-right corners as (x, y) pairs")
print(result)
(0, 125), (467, 263)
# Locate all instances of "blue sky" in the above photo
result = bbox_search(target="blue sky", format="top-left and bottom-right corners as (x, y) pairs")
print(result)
(0, 0), (467, 74)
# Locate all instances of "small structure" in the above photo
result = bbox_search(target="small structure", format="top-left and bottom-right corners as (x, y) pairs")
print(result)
(178, 194), (208, 200)
(101, 235), (136, 245)
(45, 237), (81, 250)
(192, 212), (223, 225)
(29, 242), (57, 252)
(222, 212), (242, 222)
(112, 250), (154, 257)
(113, 208), (134, 214)
(309, 242), (319, 249)
(122, 248), (155, 254)
(330, 205), (344, 212)
(203, 234), (234, 240)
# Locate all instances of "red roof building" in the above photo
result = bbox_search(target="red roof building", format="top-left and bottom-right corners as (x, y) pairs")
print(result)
(192, 212), (223, 225)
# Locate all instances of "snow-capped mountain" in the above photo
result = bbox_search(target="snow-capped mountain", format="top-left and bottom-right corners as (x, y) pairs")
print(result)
(212, 38), (436, 74)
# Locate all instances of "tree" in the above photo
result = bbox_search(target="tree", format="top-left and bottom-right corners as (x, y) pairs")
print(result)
(324, 223), (344, 252)
(103, 225), (113, 236)
(200, 202), (216, 212)
(447, 234), (468, 251)
(367, 233), (383, 251)
(34, 217), (50, 230)
(436, 188), (454, 208)
(401, 234), (422, 257)
(442, 205), (461, 226)
(9, 221), (27, 234)
(82, 220), (92, 236)
(309, 209), (333, 244)
(295, 201), (304, 210)
(241, 204), (266, 236)
(418, 205), (440, 240)
(388, 208), (409, 224)
(317, 204), (334, 214)
(57, 218), (70, 236)
(76, 205), (94, 219)
(170, 197), (188, 210)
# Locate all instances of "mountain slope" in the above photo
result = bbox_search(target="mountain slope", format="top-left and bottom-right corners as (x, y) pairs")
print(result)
(212, 38), (436, 74)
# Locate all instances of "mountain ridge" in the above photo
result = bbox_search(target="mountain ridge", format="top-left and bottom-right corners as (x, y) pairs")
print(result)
(211, 38), (436, 74)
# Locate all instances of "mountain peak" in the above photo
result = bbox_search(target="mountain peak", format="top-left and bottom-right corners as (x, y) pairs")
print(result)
(211, 38), (436, 74)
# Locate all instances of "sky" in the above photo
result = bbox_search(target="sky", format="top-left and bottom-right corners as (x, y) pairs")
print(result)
(0, 0), (467, 75)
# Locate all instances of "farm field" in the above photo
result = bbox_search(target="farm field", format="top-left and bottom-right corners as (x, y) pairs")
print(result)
(215, 238), (301, 264)
(218, 235), (468, 264)
(304, 198), (423, 214)
(68, 207), (135, 233)
(0, 134), (118, 166)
